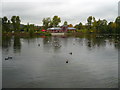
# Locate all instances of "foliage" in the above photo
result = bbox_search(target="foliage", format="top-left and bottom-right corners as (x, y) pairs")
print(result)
(115, 16), (120, 33)
(52, 16), (61, 27)
(74, 22), (82, 29)
(68, 24), (73, 27)
(11, 16), (21, 32)
(2, 16), (11, 32)
(42, 17), (51, 30)
(2, 15), (120, 35)
(87, 16), (92, 30)
(63, 21), (68, 25)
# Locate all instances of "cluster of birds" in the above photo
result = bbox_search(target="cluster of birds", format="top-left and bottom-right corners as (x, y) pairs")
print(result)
(5, 56), (12, 60)
(66, 52), (72, 63)
(38, 40), (62, 48)
(53, 41), (61, 48)
(38, 40), (74, 64)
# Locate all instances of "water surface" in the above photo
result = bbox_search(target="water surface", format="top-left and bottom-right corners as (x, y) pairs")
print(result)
(2, 35), (119, 88)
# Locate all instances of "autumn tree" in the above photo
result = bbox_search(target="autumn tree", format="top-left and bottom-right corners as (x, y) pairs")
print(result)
(68, 24), (73, 27)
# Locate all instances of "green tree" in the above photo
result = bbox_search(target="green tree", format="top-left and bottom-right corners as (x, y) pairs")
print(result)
(87, 16), (92, 30)
(63, 21), (68, 25)
(2, 16), (11, 32)
(95, 19), (108, 33)
(115, 16), (120, 34)
(11, 16), (21, 32)
(7, 20), (11, 32)
(29, 24), (35, 36)
(92, 17), (97, 30)
(42, 17), (51, 29)
(78, 22), (82, 29)
(108, 22), (116, 34)
(0, 18), (2, 33)
(16, 16), (21, 31)
(11, 16), (16, 31)
(52, 16), (61, 27)
(74, 24), (79, 30)
(49, 21), (53, 28)
(74, 22), (82, 30)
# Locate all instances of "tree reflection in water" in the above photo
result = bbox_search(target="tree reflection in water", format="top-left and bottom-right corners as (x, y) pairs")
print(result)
(13, 36), (21, 53)
(2, 36), (12, 52)
(2, 34), (120, 53)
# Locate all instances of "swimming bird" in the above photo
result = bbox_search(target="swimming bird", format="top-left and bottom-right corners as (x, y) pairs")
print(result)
(66, 60), (68, 63)
(38, 44), (40, 46)
(69, 52), (72, 55)
(8, 57), (12, 59)
(5, 57), (9, 60)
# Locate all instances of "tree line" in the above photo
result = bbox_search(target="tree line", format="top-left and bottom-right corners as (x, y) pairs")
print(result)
(1, 15), (120, 34)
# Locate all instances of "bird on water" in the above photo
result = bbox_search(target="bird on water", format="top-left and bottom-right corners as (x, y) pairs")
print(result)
(38, 44), (40, 46)
(5, 57), (9, 60)
(5, 56), (13, 60)
(66, 60), (68, 63)
(69, 52), (72, 55)
(8, 57), (12, 59)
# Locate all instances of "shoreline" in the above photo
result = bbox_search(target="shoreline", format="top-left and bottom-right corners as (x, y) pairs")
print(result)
(2, 32), (120, 37)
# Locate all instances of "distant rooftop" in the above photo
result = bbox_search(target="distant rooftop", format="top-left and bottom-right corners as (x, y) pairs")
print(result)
(47, 27), (76, 30)
(47, 27), (61, 30)
(67, 27), (76, 29)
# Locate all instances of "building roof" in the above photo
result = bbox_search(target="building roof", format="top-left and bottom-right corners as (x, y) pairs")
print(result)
(47, 27), (76, 30)
(47, 27), (61, 30)
(67, 27), (76, 30)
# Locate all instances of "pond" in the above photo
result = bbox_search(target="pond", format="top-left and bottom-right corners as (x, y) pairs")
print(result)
(2, 34), (119, 88)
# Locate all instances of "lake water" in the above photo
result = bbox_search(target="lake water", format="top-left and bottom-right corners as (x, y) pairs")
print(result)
(2, 35), (119, 88)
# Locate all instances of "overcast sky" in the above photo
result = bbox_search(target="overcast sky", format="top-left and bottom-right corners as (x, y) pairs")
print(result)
(1, 0), (119, 26)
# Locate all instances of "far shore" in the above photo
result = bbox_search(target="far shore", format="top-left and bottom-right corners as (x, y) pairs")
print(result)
(2, 32), (120, 37)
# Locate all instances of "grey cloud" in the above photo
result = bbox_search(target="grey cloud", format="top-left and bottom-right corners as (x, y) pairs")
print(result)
(118, 1), (120, 16)
(2, 0), (119, 25)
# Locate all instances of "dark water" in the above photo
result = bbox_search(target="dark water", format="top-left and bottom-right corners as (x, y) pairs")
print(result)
(2, 35), (119, 88)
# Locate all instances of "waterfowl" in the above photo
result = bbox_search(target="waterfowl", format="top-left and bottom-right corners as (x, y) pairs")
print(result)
(5, 57), (9, 60)
(66, 60), (68, 63)
(38, 44), (40, 46)
(8, 57), (12, 59)
(69, 52), (72, 55)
